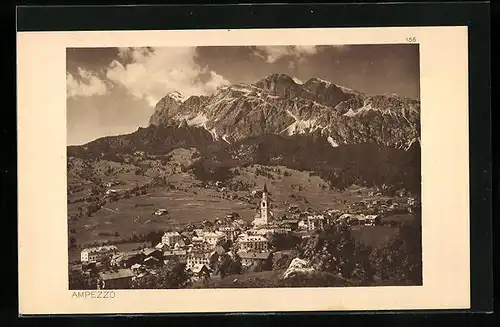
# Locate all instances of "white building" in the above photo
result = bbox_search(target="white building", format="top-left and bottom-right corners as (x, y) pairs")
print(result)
(186, 251), (215, 270)
(193, 229), (205, 237)
(306, 215), (326, 230)
(298, 220), (308, 230)
(203, 231), (226, 247)
(81, 245), (117, 263)
(247, 228), (270, 236)
(238, 235), (268, 252)
(252, 184), (272, 226)
(218, 226), (239, 241)
(161, 231), (181, 247)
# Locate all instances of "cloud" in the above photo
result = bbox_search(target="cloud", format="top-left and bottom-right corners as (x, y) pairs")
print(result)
(251, 45), (320, 63)
(106, 47), (230, 106)
(66, 67), (108, 98)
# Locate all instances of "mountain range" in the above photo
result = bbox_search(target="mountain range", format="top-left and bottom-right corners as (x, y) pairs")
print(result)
(149, 73), (420, 149)
(68, 73), (421, 193)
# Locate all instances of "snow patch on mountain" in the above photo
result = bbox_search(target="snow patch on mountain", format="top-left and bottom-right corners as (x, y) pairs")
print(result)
(343, 108), (357, 117)
(327, 136), (339, 147)
(221, 134), (231, 144)
(405, 137), (419, 151)
(187, 113), (209, 127)
(281, 110), (319, 135)
(167, 91), (186, 103)
(208, 128), (219, 140)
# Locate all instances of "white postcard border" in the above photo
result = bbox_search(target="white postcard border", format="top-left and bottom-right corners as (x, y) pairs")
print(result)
(17, 26), (470, 314)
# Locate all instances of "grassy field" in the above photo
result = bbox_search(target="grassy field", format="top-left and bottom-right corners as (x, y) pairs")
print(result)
(68, 187), (257, 246)
(68, 157), (417, 248)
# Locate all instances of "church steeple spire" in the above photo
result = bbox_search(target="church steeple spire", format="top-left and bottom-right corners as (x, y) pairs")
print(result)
(263, 183), (268, 194)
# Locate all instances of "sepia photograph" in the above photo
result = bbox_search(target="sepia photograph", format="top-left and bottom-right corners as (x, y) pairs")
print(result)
(17, 25), (472, 314)
(66, 44), (422, 291)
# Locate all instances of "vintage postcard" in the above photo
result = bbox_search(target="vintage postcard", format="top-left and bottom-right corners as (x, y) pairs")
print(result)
(17, 26), (470, 314)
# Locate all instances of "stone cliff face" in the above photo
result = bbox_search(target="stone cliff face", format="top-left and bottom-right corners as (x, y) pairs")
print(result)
(148, 73), (420, 149)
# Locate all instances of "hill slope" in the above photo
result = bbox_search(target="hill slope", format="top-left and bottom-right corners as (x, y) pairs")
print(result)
(149, 73), (420, 149)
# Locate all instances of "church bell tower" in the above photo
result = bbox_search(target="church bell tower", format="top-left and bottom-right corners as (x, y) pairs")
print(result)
(260, 184), (269, 224)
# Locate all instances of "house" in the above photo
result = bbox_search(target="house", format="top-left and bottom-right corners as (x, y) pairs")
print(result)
(279, 219), (299, 231)
(130, 263), (143, 273)
(174, 239), (186, 249)
(110, 250), (145, 268)
(97, 268), (134, 289)
(226, 212), (240, 220)
(238, 235), (268, 252)
(202, 231), (226, 247)
(155, 242), (168, 251)
(287, 205), (300, 214)
(335, 214), (352, 225)
(144, 256), (161, 267)
(193, 229), (205, 237)
(142, 248), (163, 260)
(80, 245), (118, 264)
(306, 215), (326, 230)
(161, 231), (181, 247)
(186, 251), (216, 270)
(326, 209), (341, 216)
(298, 220), (308, 230)
(238, 251), (272, 267)
(218, 226), (239, 241)
(154, 209), (168, 216)
(190, 237), (212, 252)
(364, 215), (381, 226)
(163, 249), (187, 264)
(247, 228), (270, 236)
(190, 264), (212, 281)
(105, 189), (118, 196)
(269, 227), (290, 234)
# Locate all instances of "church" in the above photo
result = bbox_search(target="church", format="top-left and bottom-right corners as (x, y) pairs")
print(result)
(252, 184), (273, 226)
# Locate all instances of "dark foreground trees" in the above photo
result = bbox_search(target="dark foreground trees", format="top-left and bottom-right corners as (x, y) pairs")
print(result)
(132, 262), (192, 289)
(296, 225), (374, 282)
(369, 216), (422, 285)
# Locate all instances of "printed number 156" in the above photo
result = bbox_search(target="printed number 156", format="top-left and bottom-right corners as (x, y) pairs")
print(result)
(406, 37), (417, 42)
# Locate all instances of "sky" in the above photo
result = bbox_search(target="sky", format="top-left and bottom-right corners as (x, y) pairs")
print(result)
(67, 44), (420, 145)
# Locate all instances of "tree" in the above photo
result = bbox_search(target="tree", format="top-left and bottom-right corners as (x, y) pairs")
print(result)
(215, 253), (231, 279)
(268, 233), (302, 251)
(297, 225), (371, 279)
(272, 253), (293, 270)
(69, 236), (77, 249)
(369, 216), (422, 284)
(227, 252), (243, 275)
(216, 239), (232, 252)
(69, 270), (96, 290)
(132, 262), (192, 289)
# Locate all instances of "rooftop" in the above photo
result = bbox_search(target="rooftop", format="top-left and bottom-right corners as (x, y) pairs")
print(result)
(98, 268), (134, 280)
(240, 235), (268, 242)
(191, 264), (211, 274)
(164, 250), (187, 256)
(163, 231), (180, 236)
(238, 252), (272, 260)
(142, 248), (160, 256)
(82, 245), (117, 253)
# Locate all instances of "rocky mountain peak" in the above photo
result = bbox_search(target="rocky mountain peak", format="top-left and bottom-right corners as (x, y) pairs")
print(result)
(148, 73), (420, 150)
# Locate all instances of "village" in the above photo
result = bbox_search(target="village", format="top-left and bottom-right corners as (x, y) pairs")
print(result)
(69, 181), (421, 290)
